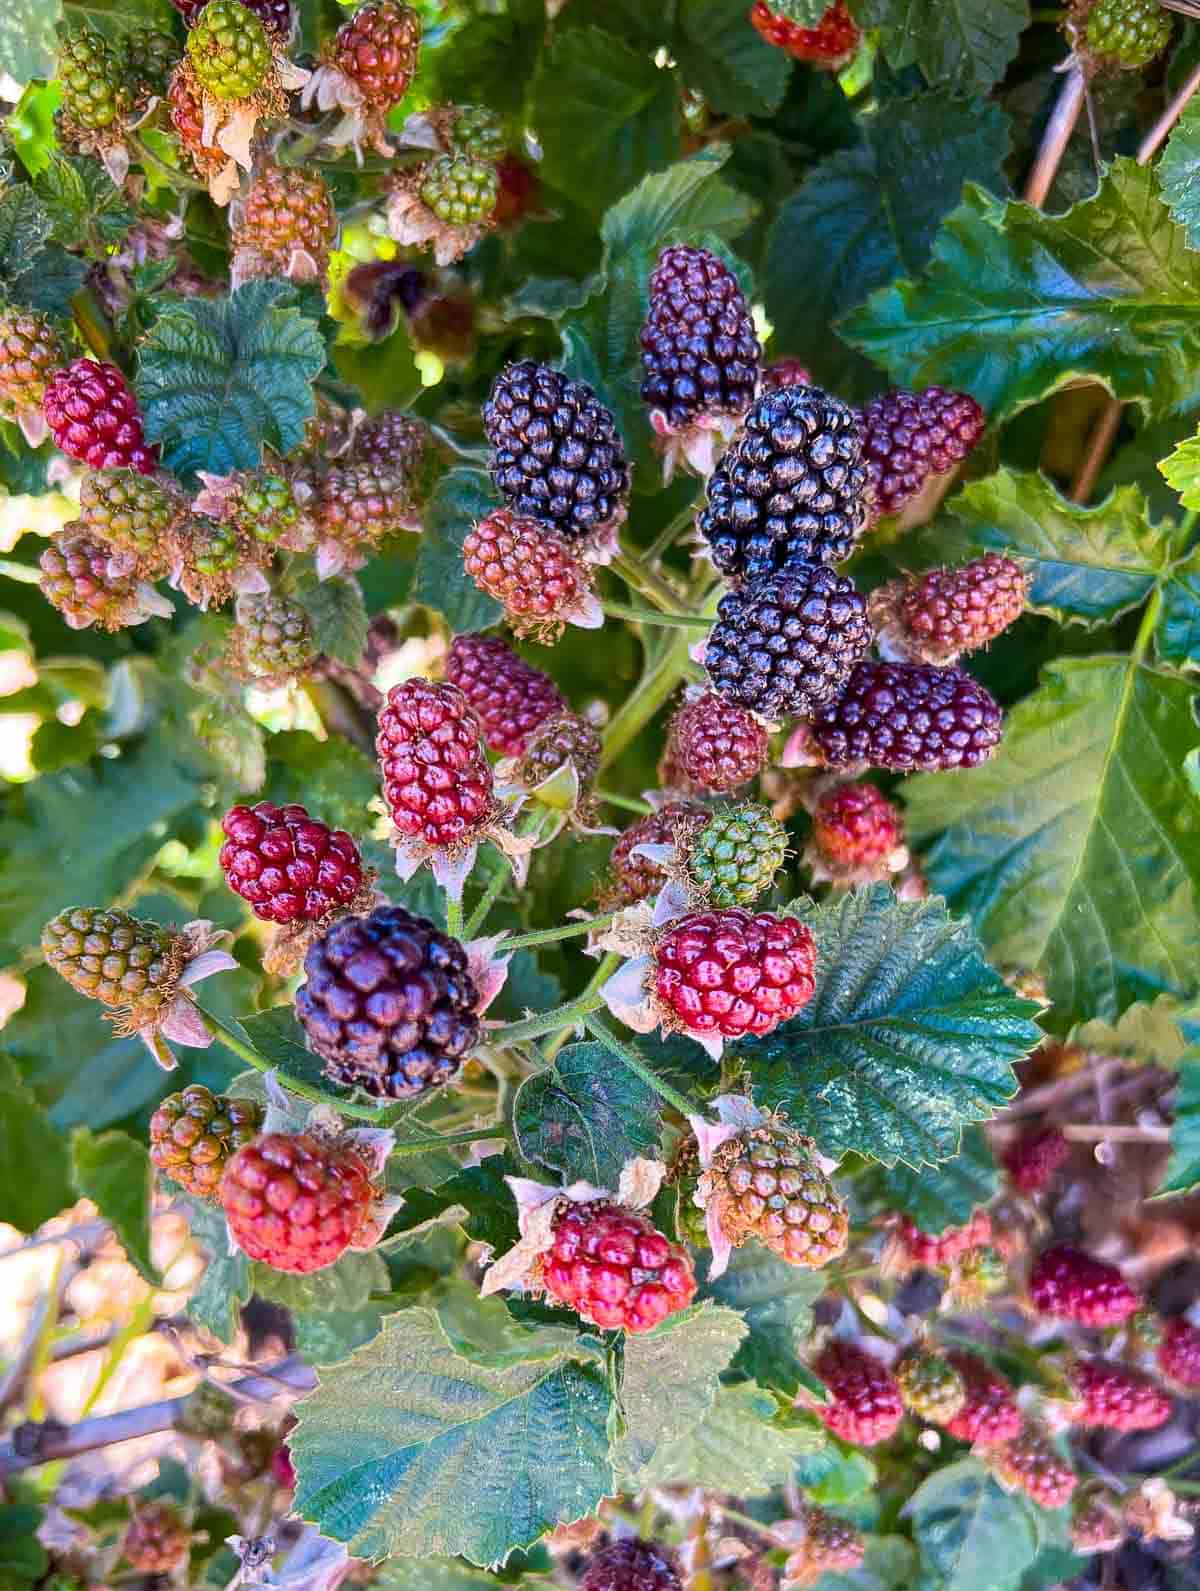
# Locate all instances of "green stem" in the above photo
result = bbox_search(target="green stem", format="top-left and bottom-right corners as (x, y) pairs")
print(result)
(599, 628), (693, 771)
(543, 952), (621, 1063)
(492, 991), (606, 1046)
(502, 912), (617, 951)
(602, 600), (710, 631)
(596, 788), (653, 816)
(462, 864), (509, 940)
(612, 549), (691, 616)
(643, 495), (701, 566)
(445, 894), (464, 940)
(0, 559), (43, 584)
(129, 134), (207, 193)
(1178, 507), (1199, 549)
(390, 1124), (507, 1156)
(581, 1015), (696, 1119)
(1133, 583), (1163, 661)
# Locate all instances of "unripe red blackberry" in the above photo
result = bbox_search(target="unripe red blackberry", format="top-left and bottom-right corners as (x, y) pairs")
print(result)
(541, 1199), (697, 1333)
(603, 802), (709, 907)
(653, 908), (816, 1043)
(317, 460), (413, 559)
(698, 382), (869, 582)
(42, 906), (184, 1013)
(0, 307), (64, 424)
(75, 470), (177, 578)
(149, 1084), (263, 1199)
(684, 803), (787, 907)
(808, 660), (1003, 772)
(761, 357), (812, 389)
(895, 1209), (992, 1268)
(351, 408), (431, 477)
(220, 801), (365, 925)
(701, 1121), (848, 1268)
(515, 711), (602, 794)
(873, 554), (1028, 664)
(39, 534), (149, 632)
(1158, 1318), (1200, 1386)
(1085, 0), (1172, 66)
(123, 1501), (189, 1573)
(1030, 1244), (1141, 1327)
(58, 24), (127, 133)
(640, 244), (760, 429)
(233, 591), (317, 679)
(989, 1428), (1077, 1509)
(811, 782), (904, 871)
(784, 1506), (866, 1588)
(811, 1340), (904, 1446)
(859, 387), (985, 521)
(326, 0), (420, 114)
(377, 678), (495, 849)
(168, 60), (230, 184)
(895, 1347), (966, 1423)
(271, 1440), (297, 1489)
(221, 1131), (375, 1272)
(443, 633), (565, 757)
(173, 0), (293, 34)
(187, 0), (272, 100)
(943, 1350), (1022, 1442)
(580, 1537), (682, 1591)
(296, 903), (480, 1098)
(705, 565), (872, 719)
(665, 691), (769, 794)
(750, 0), (860, 66)
(483, 360), (629, 540)
(949, 1244), (1009, 1306)
(1066, 1357), (1172, 1431)
(232, 162), (337, 285)
(462, 509), (593, 639)
(1003, 1125), (1070, 1195)
(419, 152), (500, 226)
(43, 359), (158, 474)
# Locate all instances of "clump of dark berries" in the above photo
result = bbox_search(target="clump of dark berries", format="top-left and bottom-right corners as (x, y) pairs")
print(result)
(580, 1538), (682, 1591)
(807, 660), (1003, 772)
(602, 802), (709, 907)
(1030, 1244), (1141, 1327)
(443, 633), (565, 757)
(664, 691), (769, 794)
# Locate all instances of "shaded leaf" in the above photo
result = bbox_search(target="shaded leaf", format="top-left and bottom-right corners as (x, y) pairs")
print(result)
(292, 573), (369, 668)
(251, 1249), (388, 1313)
(0, 1502), (47, 1579)
(261, 730), (378, 833)
(0, 183), (87, 315)
(413, 467), (502, 632)
(701, 1243), (826, 1395)
(637, 1381), (826, 1492)
(1158, 1054), (1200, 1197)
(0, 0), (58, 81)
(908, 1458), (1039, 1591)
(1159, 94), (1200, 250)
(513, 1040), (660, 1187)
(185, 1197), (251, 1343)
(674, 0), (792, 118)
(853, 0), (1027, 94)
(34, 149), (136, 248)
(1156, 548), (1200, 670)
(600, 144), (759, 257)
(72, 1128), (156, 1282)
(0, 1052), (73, 1234)
(857, 1125), (999, 1232)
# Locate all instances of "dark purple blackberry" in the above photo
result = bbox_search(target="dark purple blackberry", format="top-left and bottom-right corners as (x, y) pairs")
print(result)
(698, 384), (869, 581)
(639, 245), (760, 428)
(580, 1538), (682, 1591)
(859, 387), (985, 521)
(809, 660), (1002, 772)
(482, 360), (629, 539)
(705, 564), (872, 719)
(295, 904), (480, 1099)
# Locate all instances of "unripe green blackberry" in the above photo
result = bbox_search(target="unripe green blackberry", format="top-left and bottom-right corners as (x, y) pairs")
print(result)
(235, 591), (316, 679)
(123, 27), (180, 105)
(42, 907), (185, 1014)
(232, 162), (338, 285)
(187, 0), (272, 100)
(58, 24), (127, 132)
(949, 1244), (1009, 1306)
(419, 153), (500, 226)
(684, 803), (787, 907)
(39, 534), (148, 632)
(451, 104), (506, 160)
(699, 1121), (849, 1269)
(228, 471), (305, 547)
(150, 1084), (264, 1198)
(0, 307), (64, 422)
(1085, 0), (1171, 66)
(170, 516), (265, 608)
(895, 1347), (967, 1423)
(76, 469), (178, 576)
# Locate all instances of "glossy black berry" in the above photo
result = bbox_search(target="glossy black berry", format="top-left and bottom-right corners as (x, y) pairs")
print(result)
(640, 244), (760, 427)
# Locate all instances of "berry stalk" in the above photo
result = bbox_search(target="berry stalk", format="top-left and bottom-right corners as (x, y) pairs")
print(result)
(601, 600), (711, 631)
(582, 1014), (696, 1118)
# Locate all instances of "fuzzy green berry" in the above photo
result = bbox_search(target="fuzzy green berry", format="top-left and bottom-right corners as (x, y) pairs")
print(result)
(77, 469), (177, 573)
(42, 907), (184, 1012)
(1085, 0), (1171, 66)
(229, 472), (302, 545)
(451, 104), (506, 161)
(896, 1348), (967, 1424)
(187, 0), (271, 100)
(685, 803), (787, 907)
(419, 153), (500, 226)
(58, 24), (127, 131)
(235, 591), (316, 678)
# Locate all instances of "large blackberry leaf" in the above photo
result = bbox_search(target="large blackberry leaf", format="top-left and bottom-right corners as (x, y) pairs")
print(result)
(908, 1459), (1041, 1591)
(513, 1039), (660, 1187)
(735, 888), (1038, 1167)
(0, 1052), (73, 1234)
(71, 1128), (156, 1282)
(674, 0), (791, 119)
(844, 160), (1200, 422)
(851, 0), (1026, 94)
(636, 1381), (826, 1492)
(1160, 94), (1200, 250)
(289, 1305), (612, 1564)
(856, 1125), (999, 1233)
(905, 657), (1200, 1030)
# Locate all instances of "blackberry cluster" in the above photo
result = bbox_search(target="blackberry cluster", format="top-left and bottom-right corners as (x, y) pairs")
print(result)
(232, 162), (337, 282)
(639, 245), (760, 428)
(895, 1209), (992, 1268)
(38, 535), (145, 632)
(684, 803), (787, 907)
(235, 591), (316, 679)
(580, 1540), (681, 1591)
(186, 0), (272, 100)
(461, 508), (591, 637)
(317, 460), (411, 552)
(123, 27), (179, 105)
(351, 408), (431, 475)
(419, 153), (500, 225)
(989, 1429), (1077, 1509)
(296, 904), (480, 1098)
(943, 1351), (1022, 1442)
(762, 357), (812, 389)
(809, 660), (1002, 772)
(698, 383), (869, 581)
(705, 565), (872, 719)
(443, 633), (564, 757)
(483, 360), (629, 539)
(703, 1123), (849, 1268)
(516, 711), (602, 793)
(451, 104), (507, 160)
(123, 1502), (190, 1573)
(541, 1199), (697, 1333)
(749, 0), (861, 65)
(665, 691), (768, 793)
(895, 1348), (966, 1423)
(1067, 1358), (1172, 1431)
(784, 1507), (865, 1588)
(41, 906), (182, 1013)
(811, 782), (903, 872)
(1085, 0), (1172, 65)
(58, 24), (126, 133)
(168, 61), (230, 183)
(1003, 1125), (1070, 1194)
(1158, 1318), (1200, 1387)
(149, 1084), (263, 1199)
(226, 471), (306, 549)
(859, 387), (985, 521)
(326, 0), (421, 113)
(889, 553), (1028, 662)
(219, 801), (365, 925)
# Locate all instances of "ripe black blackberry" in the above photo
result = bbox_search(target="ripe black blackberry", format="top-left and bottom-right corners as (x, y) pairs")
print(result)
(809, 660), (1002, 772)
(705, 565), (872, 719)
(296, 904), (480, 1099)
(482, 360), (629, 539)
(640, 244), (760, 428)
(698, 384), (869, 581)
(580, 1538), (682, 1591)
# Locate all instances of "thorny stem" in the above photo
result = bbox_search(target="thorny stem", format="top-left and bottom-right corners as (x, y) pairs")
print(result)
(581, 1015), (697, 1119)
(543, 952), (621, 1063)
(445, 893), (464, 940)
(502, 912), (617, 951)
(601, 600), (711, 631)
(491, 990), (606, 1046)
(462, 863), (509, 940)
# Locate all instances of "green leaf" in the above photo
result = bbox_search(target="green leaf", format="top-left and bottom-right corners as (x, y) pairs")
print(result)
(0, 1503), (47, 1580)
(292, 1301), (394, 1365)
(184, 1197), (251, 1343)
(235, 1005), (328, 1092)
(372, 1561), (505, 1591)
(291, 573), (369, 668)
(853, 0), (1027, 93)
(1158, 1054), (1200, 1196)
(0, 0), (58, 82)
(1159, 94), (1200, 250)
(413, 467), (502, 631)
(737, 888), (1036, 1166)
(427, 0), (543, 115)
(1159, 430), (1200, 509)
(262, 729), (378, 832)
(71, 1128), (156, 1283)
(290, 1306), (613, 1565)
(529, 26), (678, 220)
(613, 1302), (748, 1483)
(701, 1243), (826, 1395)
(674, 0), (791, 118)
(764, 92), (1010, 395)
(795, 1445), (878, 1506)
(1156, 547), (1200, 669)
(905, 657), (1200, 1028)
(33, 148), (136, 248)
(136, 282), (326, 481)
(921, 471), (1168, 628)
(0, 1052), (73, 1233)
(251, 1249), (388, 1313)
(908, 1459), (1039, 1591)
(858, 1125), (999, 1233)
(0, 182), (86, 315)
(601, 144), (760, 258)
(844, 161), (1200, 423)
(637, 1381), (825, 1492)
(513, 1040), (660, 1187)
